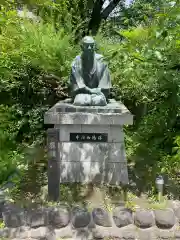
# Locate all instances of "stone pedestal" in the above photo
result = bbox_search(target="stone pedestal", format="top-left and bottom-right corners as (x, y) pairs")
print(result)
(44, 99), (133, 201)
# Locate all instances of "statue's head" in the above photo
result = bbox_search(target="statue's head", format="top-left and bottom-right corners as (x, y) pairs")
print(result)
(81, 36), (96, 56)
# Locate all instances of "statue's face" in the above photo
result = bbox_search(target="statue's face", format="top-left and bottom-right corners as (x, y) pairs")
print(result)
(82, 42), (95, 56)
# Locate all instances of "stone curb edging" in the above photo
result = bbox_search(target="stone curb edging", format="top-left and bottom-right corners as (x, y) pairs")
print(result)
(1, 203), (180, 239)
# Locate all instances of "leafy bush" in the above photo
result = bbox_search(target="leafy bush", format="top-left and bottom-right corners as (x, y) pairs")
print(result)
(98, 1), (180, 194)
(0, 7), (79, 185)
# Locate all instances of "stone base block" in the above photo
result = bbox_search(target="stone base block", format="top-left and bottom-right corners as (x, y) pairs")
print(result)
(44, 99), (133, 125)
(59, 142), (126, 163)
(58, 141), (128, 184)
(60, 161), (128, 185)
(45, 99), (133, 192)
(55, 124), (124, 143)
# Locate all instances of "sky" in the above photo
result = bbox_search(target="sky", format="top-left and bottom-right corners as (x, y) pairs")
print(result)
(102, 0), (134, 18)
(103, 0), (134, 9)
(125, 0), (134, 7)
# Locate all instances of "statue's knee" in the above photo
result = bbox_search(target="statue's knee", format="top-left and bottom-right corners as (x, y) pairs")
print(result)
(73, 94), (91, 106)
(91, 95), (107, 106)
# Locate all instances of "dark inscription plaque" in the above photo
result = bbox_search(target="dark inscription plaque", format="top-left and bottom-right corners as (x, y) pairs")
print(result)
(70, 133), (108, 142)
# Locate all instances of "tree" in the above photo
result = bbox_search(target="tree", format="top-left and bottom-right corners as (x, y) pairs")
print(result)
(108, 0), (180, 193)
(88, 0), (124, 35)
(5, 0), (125, 38)
(120, 0), (172, 27)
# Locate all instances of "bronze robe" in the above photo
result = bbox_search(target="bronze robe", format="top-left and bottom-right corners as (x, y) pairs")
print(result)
(70, 54), (111, 101)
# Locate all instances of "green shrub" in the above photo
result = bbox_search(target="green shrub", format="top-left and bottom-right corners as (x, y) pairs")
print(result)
(0, 8), (78, 185)
(97, 2), (180, 194)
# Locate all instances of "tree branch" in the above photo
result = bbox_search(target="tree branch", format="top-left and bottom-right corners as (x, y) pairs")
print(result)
(88, 0), (124, 35)
(101, 0), (122, 20)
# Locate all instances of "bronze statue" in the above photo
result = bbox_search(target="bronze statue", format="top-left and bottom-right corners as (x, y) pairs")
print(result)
(70, 36), (111, 106)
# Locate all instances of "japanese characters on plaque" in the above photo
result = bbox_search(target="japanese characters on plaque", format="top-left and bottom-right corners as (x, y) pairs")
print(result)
(70, 133), (108, 142)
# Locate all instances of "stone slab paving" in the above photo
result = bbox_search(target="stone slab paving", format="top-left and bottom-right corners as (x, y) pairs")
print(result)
(1, 202), (180, 239)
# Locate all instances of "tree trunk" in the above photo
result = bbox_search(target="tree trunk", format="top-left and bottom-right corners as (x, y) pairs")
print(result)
(87, 0), (104, 36)
(88, 0), (122, 36)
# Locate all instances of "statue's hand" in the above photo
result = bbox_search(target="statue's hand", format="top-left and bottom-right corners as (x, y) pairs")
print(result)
(90, 88), (101, 95)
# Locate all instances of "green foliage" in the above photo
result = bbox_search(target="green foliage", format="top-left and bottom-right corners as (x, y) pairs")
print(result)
(0, 7), (78, 185)
(0, 105), (24, 183)
(0, 221), (5, 229)
(11, 0), (95, 38)
(0, 0), (180, 200)
(99, 0), (180, 194)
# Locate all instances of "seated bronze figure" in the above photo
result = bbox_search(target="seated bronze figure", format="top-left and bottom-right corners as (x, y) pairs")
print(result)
(69, 36), (111, 106)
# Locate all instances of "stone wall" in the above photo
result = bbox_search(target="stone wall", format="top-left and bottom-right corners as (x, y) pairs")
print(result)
(1, 203), (180, 239)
